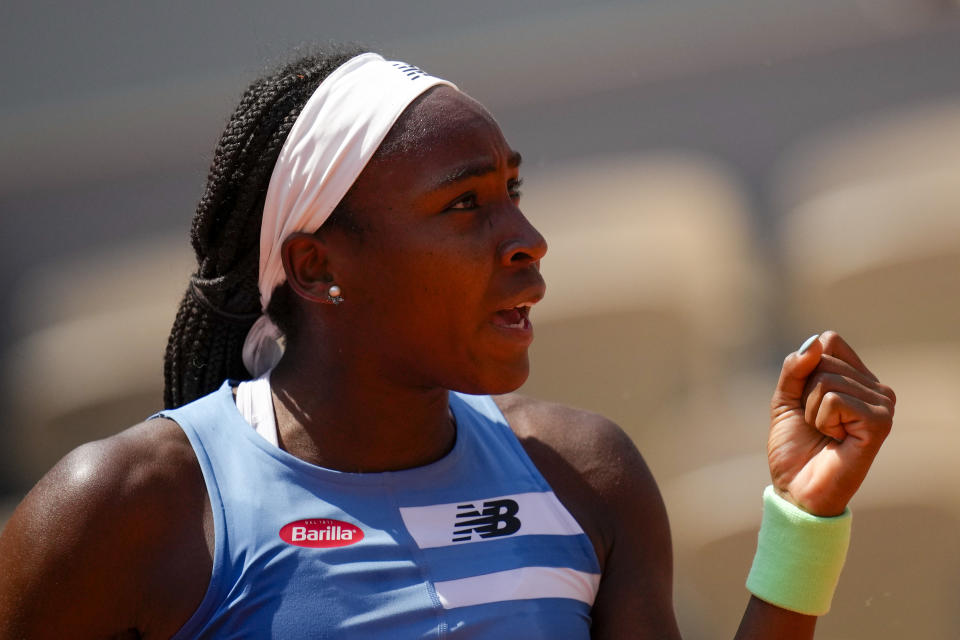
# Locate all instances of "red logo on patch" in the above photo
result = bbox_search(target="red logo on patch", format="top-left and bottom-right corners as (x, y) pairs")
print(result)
(279, 518), (364, 548)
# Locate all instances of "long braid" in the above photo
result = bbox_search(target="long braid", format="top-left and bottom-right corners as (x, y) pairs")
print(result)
(163, 45), (367, 408)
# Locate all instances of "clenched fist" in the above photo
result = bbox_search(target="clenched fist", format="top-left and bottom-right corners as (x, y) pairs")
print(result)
(767, 331), (895, 517)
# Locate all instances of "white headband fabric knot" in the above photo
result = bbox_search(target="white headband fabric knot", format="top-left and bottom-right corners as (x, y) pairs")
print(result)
(241, 52), (456, 377)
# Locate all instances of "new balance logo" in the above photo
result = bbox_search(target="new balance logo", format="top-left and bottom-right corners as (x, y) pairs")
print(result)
(451, 499), (521, 542)
(391, 62), (429, 80)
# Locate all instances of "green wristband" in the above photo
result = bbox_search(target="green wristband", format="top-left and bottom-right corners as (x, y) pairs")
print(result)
(745, 485), (852, 616)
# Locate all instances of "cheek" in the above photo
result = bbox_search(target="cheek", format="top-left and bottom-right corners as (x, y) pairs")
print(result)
(355, 245), (487, 327)
(403, 257), (487, 328)
(369, 226), (487, 291)
(341, 213), (498, 336)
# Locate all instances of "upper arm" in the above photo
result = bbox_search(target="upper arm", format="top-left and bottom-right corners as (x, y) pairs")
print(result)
(583, 420), (681, 640)
(0, 419), (210, 639)
(0, 439), (146, 638)
(498, 396), (682, 639)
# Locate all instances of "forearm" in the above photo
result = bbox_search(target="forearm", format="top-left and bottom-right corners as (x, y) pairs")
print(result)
(733, 596), (816, 640)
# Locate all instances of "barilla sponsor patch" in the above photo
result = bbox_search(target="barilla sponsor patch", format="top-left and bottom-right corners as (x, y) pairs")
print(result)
(279, 518), (364, 548)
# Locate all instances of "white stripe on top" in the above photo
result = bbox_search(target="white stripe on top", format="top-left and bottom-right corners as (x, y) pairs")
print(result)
(399, 491), (584, 549)
(434, 566), (602, 609)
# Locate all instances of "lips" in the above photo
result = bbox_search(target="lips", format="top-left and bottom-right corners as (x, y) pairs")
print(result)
(489, 275), (545, 343)
(493, 305), (531, 331)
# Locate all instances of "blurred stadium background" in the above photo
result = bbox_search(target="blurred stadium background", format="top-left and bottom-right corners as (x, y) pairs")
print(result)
(2, 1), (959, 637)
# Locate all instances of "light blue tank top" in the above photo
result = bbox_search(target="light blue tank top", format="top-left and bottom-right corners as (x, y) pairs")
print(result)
(162, 381), (601, 639)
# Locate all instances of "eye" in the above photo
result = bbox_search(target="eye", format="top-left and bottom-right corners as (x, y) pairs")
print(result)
(508, 178), (524, 200)
(447, 193), (478, 210)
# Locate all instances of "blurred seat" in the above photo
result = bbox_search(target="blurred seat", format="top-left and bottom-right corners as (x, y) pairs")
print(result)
(2, 235), (192, 487)
(517, 152), (767, 450)
(776, 101), (960, 350)
(780, 170), (960, 349)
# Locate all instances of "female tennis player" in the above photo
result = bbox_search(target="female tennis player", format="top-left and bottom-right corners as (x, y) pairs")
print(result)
(0, 45), (894, 639)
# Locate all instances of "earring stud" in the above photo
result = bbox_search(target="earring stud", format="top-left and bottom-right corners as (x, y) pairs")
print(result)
(327, 284), (344, 305)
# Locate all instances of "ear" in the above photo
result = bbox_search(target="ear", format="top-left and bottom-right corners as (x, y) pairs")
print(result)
(280, 232), (335, 303)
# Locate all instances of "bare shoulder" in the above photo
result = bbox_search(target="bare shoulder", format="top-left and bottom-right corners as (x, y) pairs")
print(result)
(494, 393), (643, 471)
(11, 417), (204, 537)
(494, 393), (681, 638)
(492, 394), (664, 558)
(51, 417), (197, 497)
(0, 418), (211, 638)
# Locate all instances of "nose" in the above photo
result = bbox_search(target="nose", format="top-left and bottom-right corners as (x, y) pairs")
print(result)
(499, 208), (548, 267)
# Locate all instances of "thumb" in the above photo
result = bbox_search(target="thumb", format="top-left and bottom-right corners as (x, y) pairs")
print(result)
(774, 333), (823, 402)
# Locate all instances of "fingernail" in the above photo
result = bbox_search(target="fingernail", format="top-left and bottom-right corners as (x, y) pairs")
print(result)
(798, 333), (820, 355)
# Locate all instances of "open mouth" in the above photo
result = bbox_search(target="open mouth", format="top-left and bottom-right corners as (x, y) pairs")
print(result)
(493, 304), (532, 331)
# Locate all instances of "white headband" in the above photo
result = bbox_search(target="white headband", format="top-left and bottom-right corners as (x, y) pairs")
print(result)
(242, 52), (457, 376)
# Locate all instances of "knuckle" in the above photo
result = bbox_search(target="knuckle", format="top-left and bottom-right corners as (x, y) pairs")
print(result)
(820, 330), (840, 345)
(879, 383), (897, 404)
(822, 390), (841, 407)
(880, 404), (894, 423)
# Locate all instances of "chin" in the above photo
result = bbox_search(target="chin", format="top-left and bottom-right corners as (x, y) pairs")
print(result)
(452, 357), (530, 396)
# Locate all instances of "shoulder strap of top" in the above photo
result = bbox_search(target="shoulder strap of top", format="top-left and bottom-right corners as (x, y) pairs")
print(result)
(235, 373), (279, 447)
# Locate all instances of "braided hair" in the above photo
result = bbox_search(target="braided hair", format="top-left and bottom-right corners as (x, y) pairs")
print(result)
(163, 44), (367, 409)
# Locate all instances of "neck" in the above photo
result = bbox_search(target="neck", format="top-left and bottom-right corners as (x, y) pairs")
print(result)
(268, 347), (456, 473)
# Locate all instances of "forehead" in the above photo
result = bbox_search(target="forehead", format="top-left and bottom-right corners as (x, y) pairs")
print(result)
(372, 86), (513, 168)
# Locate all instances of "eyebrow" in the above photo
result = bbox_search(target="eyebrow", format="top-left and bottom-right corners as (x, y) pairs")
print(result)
(428, 151), (523, 192)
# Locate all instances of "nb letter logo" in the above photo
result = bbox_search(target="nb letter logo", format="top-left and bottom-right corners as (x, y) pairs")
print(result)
(391, 62), (429, 80)
(452, 499), (521, 542)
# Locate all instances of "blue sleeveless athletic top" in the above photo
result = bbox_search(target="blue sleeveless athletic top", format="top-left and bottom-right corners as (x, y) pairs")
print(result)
(162, 382), (601, 639)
